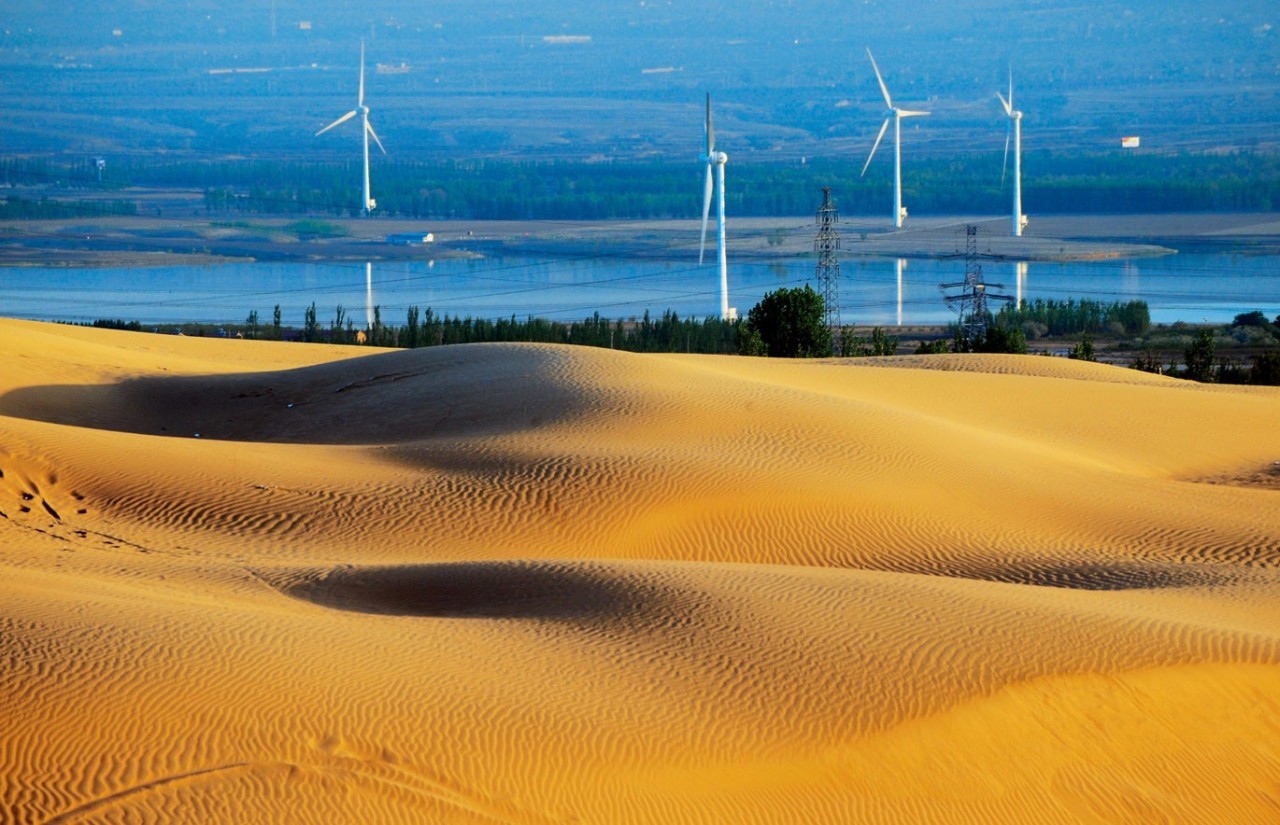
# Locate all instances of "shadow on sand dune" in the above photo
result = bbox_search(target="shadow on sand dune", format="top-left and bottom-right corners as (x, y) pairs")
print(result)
(937, 559), (1237, 591)
(279, 561), (668, 621)
(278, 556), (1233, 628)
(0, 344), (589, 444)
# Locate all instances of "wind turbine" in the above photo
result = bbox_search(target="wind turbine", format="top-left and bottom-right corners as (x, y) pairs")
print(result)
(861, 48), (930, 228)
(699, 93), (734, 320)
(316, 41), (387, 216)
(997, 69), (1028, 236)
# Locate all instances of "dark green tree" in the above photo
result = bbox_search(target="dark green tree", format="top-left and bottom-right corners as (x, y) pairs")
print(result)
(331, 305), (347, 343)
(869, 327), (899, 356)
(740, 284), (831, 358)
(1184, 329), (1217, 382)
(1068, 331), (1097, 361)
(405, 306), (420, 348)
(303, 302), (319, 343)
(1232, 310), (1269, 328)
(738, 323), (766, 356)
(974, 324), (1028, 354)
(272, 304), (282, 340)
(1251, 349), (1280, 386)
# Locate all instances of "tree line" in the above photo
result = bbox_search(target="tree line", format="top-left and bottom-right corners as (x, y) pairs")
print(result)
(246, 303), (743, 355)
(0, 195), (138, 220)
(995, 298), (1151, 337)
(84, 293), (1280, 385)
(5, 150), (1279, 221)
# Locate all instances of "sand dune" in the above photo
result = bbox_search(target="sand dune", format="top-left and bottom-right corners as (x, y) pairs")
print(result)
(2, 317), (1278, 823)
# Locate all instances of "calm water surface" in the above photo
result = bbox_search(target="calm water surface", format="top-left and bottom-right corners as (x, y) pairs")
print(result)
(2, 253), (1277, 327)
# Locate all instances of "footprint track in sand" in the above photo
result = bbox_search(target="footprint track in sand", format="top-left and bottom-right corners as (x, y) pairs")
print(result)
(0, 455), (89, 526)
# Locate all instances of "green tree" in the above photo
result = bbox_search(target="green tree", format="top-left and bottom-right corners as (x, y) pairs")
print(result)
(738, 323), (766, 356)
(741, 284), (831, 358)
(869, 327), (899, 356)
(1251, 349), (1280, 386)
(975, 324), (1028, 354)
(331, 305), (348, 343)
(1183, 329), (1216, 382)
(838, 326), (862, 357)
(245, 309), (259, 339)
(303, 302), (319, 343)
(405, 306), (420, 348)
(1068, 331), (1097, 361)
(272, 304), (282, 340)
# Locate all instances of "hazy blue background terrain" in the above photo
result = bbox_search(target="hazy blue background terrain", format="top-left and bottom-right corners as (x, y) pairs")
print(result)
(2, 0), (1277, 162)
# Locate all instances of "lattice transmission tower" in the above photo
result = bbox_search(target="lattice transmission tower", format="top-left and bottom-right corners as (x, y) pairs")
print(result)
(940, 225), (1013, 340)
(815, 187), (842, 337)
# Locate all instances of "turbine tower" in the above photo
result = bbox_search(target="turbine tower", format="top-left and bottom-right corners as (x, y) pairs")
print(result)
(997, 70), (1028, 237)
(861, 48), (930, 228)
(316, 41), (387, 216)
(699, 93), (734, 320)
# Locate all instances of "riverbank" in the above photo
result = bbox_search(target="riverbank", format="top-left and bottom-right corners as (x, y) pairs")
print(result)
(6, 208), (1278, 269)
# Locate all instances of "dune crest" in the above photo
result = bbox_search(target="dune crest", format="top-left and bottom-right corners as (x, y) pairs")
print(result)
(2, 319), (1278, 822)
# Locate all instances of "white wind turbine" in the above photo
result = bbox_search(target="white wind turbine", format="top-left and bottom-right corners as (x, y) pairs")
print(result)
(861, 48), (930, 228)
(997, 69), (1028, 236)
(316, 41), (387, 216)
(699, 93), (734, 320)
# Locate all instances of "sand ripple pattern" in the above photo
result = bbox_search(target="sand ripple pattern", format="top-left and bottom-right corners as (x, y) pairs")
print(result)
(2, 323), (1279, 822)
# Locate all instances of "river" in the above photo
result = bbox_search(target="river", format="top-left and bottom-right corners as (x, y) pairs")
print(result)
(2, 252), (1277, 328)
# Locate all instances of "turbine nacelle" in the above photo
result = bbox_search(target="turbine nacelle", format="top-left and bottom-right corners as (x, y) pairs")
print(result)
(862, 48), (929, 228)
(698, 93), (733, 320)
(316, 40), (386, 216)
(998, 68), (1027, 237)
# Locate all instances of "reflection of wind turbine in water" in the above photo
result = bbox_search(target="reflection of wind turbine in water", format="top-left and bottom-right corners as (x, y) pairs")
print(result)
(1016, 261), (1027, 309)
(316, 40), (387, 216)
(896, 258), (907, 326)
(365, 261), (374, 330)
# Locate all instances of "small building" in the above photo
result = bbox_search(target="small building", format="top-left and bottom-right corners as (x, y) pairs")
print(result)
(386, 232), (435, 246)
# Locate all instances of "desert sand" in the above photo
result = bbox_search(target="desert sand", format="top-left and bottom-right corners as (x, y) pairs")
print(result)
(2, 317), (1278, 823)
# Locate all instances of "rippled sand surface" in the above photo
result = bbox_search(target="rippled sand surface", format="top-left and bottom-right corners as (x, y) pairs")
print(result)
(2, 318), (1278, 823)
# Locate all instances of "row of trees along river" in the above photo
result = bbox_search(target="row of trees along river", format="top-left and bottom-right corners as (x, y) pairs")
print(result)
(90, 295), (1280, 385)
(4, 151), (1279, 219)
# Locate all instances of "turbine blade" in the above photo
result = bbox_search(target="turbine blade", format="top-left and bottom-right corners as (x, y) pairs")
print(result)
(866, 48), (892, 109)
(898, 109), (930, 117)
(359, 40), (366, 106)
(996, 90), (1013, 117)
(699, 162), (713, 264)
(316, 110), (357, 136)
(366, 120), (387, 154)
(1001, 125), (1011, 187)
(705, 92), (715, 154)
(861, 118), (890, 176)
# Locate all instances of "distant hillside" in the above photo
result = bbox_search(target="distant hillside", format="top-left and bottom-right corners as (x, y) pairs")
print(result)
(0, 1), (1276, 159)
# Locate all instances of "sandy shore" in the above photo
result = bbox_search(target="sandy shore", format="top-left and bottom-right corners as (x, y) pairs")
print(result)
(4, 211), (1278, 268)
(2, 319), (1279, 822)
